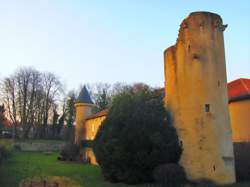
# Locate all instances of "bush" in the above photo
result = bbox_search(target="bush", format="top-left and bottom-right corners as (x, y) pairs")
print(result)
(94, 86), (182, 184)
(13, 144), (21, 151)
(153, 164), (186, 187)
(0, 144), (11, 162)
(59, 143), (80, 161)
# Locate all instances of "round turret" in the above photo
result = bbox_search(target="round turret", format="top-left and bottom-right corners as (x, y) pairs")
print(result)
(74, 86), (95, 143)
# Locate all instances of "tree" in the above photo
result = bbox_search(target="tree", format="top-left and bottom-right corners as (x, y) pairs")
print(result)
(52, 106), (60, 138)
(93, 86), (182, 184)
(64, 91), (76, 142)
(15, 68), (42, 138)
(0, 67), (63, 139)
(0, 104), (5, 132)
(40, 72), (62, 138)
(86, 83), (112, 113)
(1, 76), (19, 138)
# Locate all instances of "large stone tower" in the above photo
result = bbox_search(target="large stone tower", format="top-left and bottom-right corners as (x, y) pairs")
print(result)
(75, 86), (94, 144)
(164, 12), (235, 184)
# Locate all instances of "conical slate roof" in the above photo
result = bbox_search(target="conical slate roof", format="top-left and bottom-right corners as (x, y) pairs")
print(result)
(76, 86), (94, 104)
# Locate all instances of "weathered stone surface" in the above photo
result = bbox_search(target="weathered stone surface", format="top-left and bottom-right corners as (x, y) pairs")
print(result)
(164, 12), (235, 184)
(14, 142), (64, 152)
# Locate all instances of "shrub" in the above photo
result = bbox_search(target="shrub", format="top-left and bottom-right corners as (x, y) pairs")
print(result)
(0, 144), (11, 162)
(59, 143), (80, 161)
(153, 163), (186, 187)
(94, 86), (182, 184)
(13, 144), (21, 151)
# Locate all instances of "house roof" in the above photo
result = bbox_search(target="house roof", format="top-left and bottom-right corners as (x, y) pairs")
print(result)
(76, 86), (94, 104)
(228, 78), (250, 103)
(86, 109), (109, 120)
(1, 119), (13, 128)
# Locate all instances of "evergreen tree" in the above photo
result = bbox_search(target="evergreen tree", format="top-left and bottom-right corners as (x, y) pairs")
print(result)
(0, 105), (5, 132)
(64, 91), (76, 142)
(94, 86), (182, 184)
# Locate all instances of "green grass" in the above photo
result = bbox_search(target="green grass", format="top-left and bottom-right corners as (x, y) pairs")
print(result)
(0, 150), (249, 187)
(0, 152), (144, 187)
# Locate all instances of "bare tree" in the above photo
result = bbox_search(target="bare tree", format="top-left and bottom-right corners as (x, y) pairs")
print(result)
(39, 72), (62, 138)
(1, 76), (19, 138)
(0, 67), (63, 139)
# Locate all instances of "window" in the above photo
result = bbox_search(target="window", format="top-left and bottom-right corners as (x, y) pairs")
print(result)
(205, 104), (210, 112)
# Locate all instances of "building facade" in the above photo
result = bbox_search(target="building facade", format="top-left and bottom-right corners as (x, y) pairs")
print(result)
(228, 78), (250, 143)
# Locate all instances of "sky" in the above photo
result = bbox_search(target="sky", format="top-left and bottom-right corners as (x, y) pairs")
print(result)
(0, 0), (249, 91)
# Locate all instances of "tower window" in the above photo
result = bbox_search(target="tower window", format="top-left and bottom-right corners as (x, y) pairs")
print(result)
(193, 54), (199, 59)
(205, 104), (210, 112)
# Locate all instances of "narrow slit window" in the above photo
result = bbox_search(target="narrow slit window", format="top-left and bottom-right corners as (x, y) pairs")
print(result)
(205, 104), (210, 112)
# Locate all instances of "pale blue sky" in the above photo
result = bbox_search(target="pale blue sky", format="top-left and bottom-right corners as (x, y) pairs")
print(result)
(0, 0), (249, 90)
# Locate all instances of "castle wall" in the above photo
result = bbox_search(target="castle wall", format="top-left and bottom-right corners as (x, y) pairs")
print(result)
(164, 12), (235, 184)
(84, 116), (106, 140)
(229, 99), (250, 142)
(81, 147), (98, 165)
(79, 113), (106, 165)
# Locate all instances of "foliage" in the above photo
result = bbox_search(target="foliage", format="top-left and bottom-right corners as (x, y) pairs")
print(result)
(86, 83), (112, 113)
(87, 82), (130, 114)
(92, 87), (111, 113)
(65, 91), (76, 128)
(153, 163), (186, 187)
(51, 108), (60, 138)
(0, 104), (5, 132)
(63, 91), (76, 143)
(0, 67), (63, 139)
(0, 139), (12, 162)
(0, 145), (10, 162)
(94, 85), (182, 184)
(59, 143), (80, 161)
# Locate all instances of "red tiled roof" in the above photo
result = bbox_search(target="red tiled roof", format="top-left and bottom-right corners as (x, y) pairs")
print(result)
(86, 109), (109, 120)
(228, 78), (250, 103)
(2, 118), (13, 128)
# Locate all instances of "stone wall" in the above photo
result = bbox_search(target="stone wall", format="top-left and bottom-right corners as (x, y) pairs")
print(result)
(14, 142), (64, 152)
(229, 99), (250, 142)
(164, 12), (235, 184)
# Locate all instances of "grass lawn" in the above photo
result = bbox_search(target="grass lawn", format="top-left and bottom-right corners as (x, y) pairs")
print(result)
(0, 152), (144, 187)
(0, 144), (249, 187)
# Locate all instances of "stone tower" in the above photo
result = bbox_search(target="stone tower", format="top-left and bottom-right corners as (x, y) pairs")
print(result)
(75, 86), (94, 144)
(164, 12), (235, 184)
